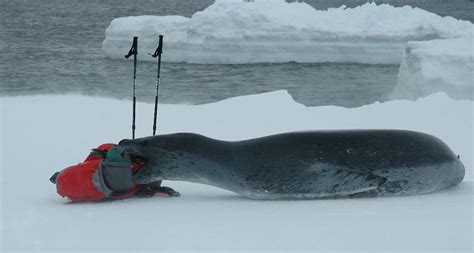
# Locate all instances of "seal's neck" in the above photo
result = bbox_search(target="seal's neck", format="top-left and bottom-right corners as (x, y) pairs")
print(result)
(160, 148), (235, 189)
(146, 133), (238, 190)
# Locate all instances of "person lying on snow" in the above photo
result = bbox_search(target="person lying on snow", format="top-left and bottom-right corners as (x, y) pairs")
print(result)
(49, 143), (179, 202)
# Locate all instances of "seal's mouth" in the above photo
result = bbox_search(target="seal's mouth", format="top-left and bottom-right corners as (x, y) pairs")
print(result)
(118, 139), (148, 163)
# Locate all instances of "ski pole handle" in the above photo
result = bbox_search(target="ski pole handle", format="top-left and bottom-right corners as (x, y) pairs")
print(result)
(152, 35), (163, 58)
(125, 36), (138, 59)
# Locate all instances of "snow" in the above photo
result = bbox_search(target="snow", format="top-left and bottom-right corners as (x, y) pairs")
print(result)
(391, 38), (474, 100)
(1, 91), (473, 251)
(102, 0), (473, 64)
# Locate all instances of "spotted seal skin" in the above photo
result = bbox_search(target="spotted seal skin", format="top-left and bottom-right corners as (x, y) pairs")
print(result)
(119, 130), (465, 200)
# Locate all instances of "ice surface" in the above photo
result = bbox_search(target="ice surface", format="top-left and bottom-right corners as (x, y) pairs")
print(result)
(1, 91), (472, 251)
(102, 0), (473, 64)
(391, 38), (474, 100)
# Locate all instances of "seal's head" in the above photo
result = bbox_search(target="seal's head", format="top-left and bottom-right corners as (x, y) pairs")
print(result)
(118, 133), (210, 184)
(118, 136), (171, 184)
(118, 139), (155, 162)
(118, 134), (192, 162)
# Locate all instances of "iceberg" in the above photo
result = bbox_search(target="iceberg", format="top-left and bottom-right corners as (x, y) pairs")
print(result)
(391, 38), (474, 100)
(102, 0), (473, 64)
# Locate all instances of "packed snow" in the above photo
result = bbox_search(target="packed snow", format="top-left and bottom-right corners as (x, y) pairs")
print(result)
(391, 38), (474, 100)
(102, 0), (473, 64)
(1, 91), (472, 251)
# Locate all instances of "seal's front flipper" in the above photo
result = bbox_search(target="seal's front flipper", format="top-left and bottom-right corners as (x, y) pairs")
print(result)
(155, 186), (180, 197)
(146, 181), (180, 197)
(136, 181), (180, 198)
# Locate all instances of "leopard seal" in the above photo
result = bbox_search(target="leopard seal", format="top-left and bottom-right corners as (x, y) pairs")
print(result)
(119, 130), (465, 200)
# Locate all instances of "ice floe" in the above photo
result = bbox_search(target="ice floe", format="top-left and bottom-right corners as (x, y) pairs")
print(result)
(102, 0), (473, 64)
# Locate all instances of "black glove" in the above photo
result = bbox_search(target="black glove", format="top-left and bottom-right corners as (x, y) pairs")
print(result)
(49, 172), (59, 184)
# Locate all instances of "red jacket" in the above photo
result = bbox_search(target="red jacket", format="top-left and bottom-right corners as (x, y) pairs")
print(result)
(54, 144), (142, 202)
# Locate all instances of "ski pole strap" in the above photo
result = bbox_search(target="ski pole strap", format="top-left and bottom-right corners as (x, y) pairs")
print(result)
(125, 36), (138, 59)
(152, 35), (163, 58)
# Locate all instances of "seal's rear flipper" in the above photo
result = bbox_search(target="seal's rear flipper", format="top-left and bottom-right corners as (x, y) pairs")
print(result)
(246, 166), (388, 200)
(308, 165), (387, 198)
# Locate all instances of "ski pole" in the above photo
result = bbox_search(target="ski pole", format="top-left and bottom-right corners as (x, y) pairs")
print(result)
(151, 35), (164, 136)
(125, 36), (138, 139)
